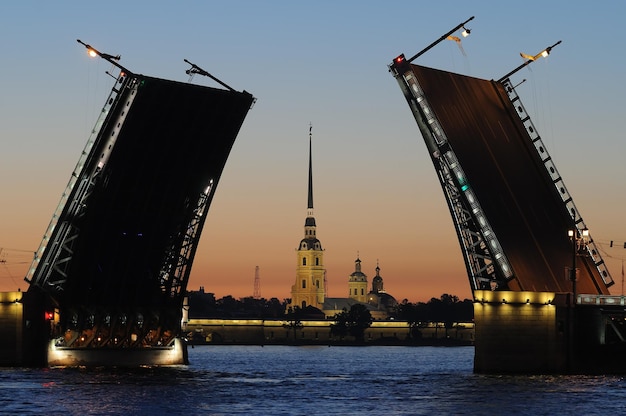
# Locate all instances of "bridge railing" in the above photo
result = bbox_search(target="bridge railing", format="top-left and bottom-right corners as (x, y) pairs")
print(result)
(500, 78), (614, 288)
(578, 294), (626, 306)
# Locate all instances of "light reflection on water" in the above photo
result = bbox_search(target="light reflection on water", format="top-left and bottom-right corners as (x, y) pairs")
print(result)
(1, 346), (626, 415)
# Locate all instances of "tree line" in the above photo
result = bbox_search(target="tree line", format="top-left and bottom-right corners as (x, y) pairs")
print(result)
(394, 294), (474, 339)
(187, 290), (473, 327)
(187, 290), (287, 319)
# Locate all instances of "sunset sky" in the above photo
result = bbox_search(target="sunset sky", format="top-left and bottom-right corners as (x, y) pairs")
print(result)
(1, 2), (625, 303)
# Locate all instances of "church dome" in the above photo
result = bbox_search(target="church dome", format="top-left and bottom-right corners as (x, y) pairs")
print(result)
(299, 237), (322, 251)
(367, 291), (398, 311)
(349, 271), (367, 282)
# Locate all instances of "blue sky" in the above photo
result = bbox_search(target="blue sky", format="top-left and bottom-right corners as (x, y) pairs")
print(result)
(1, 1), (625, 301)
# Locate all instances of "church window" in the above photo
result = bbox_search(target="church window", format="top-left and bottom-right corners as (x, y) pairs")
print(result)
(302, 301), (307, 308)
(315, 280), (319, 288)
(354, 288), (357, 295)
(315, 258), (319, 266)
(361, 288), (364, 295)
(303, 258), (307, 266)
(302, 280), (306, 289)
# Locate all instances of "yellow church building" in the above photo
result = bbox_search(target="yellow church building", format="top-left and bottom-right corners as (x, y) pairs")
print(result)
(289, 127), (396, 319)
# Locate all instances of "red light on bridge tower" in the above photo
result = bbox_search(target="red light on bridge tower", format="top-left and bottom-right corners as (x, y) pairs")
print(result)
(390, 54), (408, 73)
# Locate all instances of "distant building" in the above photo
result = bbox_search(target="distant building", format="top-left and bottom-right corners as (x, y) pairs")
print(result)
(322, 257), (395, 320)
(289, 127), (397, 319)
(348, 257), (368, 303)
(366, 262), (398, 313)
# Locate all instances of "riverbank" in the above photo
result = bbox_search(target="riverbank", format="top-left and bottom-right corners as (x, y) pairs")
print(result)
(184, 318), (474, 346)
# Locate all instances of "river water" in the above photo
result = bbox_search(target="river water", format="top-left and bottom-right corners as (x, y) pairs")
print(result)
(2, 345), (626, 415)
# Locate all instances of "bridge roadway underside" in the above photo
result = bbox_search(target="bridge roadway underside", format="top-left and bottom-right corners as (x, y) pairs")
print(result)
(411, 64), (608, 295)
(61, 77), (254, 309)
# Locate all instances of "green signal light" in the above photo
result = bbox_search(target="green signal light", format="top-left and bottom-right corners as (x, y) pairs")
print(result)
(461, 184), (469, 191)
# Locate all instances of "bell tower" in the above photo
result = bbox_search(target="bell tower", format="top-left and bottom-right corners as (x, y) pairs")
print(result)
(290, 125), (325, 310)
(348, 256), (368, 303)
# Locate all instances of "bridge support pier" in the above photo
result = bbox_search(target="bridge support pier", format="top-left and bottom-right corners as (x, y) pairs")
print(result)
(1, 290), (189, 367)
(474, 290), (568, 373)
(474, 290), (626, 374)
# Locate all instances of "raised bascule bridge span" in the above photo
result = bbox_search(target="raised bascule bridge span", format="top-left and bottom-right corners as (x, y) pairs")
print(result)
(389, 17), (623, 374)
(20, 42), (255, 366)
(389, 43), (611, 296)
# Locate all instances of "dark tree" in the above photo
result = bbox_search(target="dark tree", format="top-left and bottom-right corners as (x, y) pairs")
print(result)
(330, 308), (349, 340)
(187, 290), (216, 318)
(394, 294), (473, 339)
(435, 294), (460, 337)
(395, 301), (428, 339)
(331, 304), (373, 342)
(283, 306), (304, 342)
(346, 304), (373, 342)
(187, 290), (288, 318)
(265, 297), (288, 318)
(216, 295), (239, 316)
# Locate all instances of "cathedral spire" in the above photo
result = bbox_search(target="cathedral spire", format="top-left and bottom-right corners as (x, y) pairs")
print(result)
(291, 123), (324, 310)
(304, 124), (317, 234)
(307, 123), (314, 218)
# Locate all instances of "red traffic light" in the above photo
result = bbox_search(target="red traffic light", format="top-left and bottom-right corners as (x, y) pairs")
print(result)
(45, 311), (54, 320)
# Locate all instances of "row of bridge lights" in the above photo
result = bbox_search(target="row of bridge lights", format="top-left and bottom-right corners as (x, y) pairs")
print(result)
(476, 298), (553, 305)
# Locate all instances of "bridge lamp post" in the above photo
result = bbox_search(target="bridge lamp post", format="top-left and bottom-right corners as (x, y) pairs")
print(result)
(568, 228), (589, 304)
(405, 16), (474, 63)
(76, 39), (131, 75)
(498, 40), (561, 83)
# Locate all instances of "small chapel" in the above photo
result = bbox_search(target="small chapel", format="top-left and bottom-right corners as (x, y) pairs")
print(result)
(289, 127), (397, 319)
